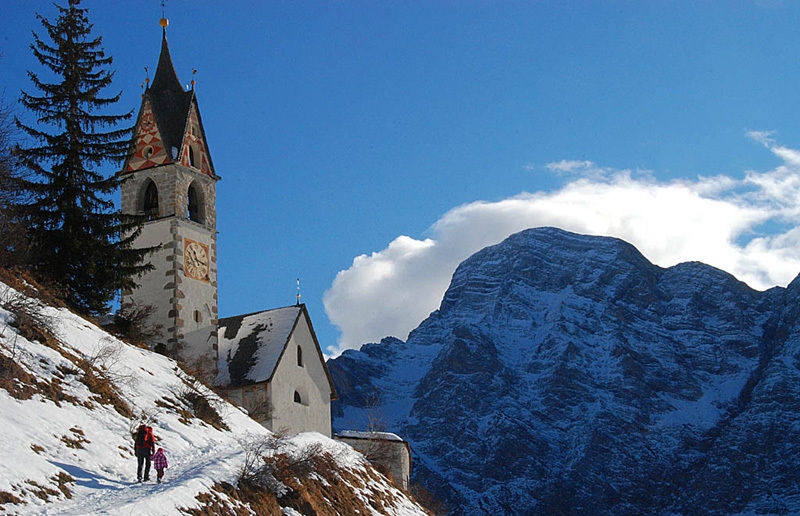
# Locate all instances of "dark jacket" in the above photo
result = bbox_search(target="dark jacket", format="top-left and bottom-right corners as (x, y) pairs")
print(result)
(134, 425), (156, 453)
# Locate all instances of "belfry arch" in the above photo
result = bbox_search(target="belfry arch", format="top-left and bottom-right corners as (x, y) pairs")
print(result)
(187, 181), (204, 224)
(141, 178), (159, 219)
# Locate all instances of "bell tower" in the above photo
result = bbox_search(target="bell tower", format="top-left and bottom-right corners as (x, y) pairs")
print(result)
(120, 18), (219, 366)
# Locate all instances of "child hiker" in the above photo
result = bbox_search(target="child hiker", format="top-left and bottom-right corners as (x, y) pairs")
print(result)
(152, 447), (168, 483)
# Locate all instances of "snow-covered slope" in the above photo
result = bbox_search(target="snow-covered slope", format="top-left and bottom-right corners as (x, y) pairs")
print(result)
(329, 227), (800, 515)
(0, 279), (429, 516)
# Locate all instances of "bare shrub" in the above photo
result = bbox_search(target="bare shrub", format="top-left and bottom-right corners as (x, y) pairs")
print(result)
(0, 353), (36, 399)
(182, 353), (217, 387)
(238, 434), (287, 496)
(0, 284), (59, 349)
(72, 341), (133, 418)
(237, 434), (326, 497)
(245, 394), (272, 423)
(81, 338), (138, 389)
(111, 302), (162, 348)
(129, 408), (163, 437)
(171, 370), (229, 431)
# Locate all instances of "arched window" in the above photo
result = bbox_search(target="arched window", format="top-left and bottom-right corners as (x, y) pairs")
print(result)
(187, 183), (203, 224)
(294, 391), (302, 404)
(188, 145), (197, 168)
(297, 345), (304, 367)
(143, 180), (159, 220)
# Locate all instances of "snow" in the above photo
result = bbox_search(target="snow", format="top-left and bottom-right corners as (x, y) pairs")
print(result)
(336, 430), (404, 442)
(0, 283), (427, 515)
(217, 306), (300, 385)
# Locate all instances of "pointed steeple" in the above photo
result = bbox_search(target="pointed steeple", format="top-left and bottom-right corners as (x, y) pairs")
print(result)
(122, 17), (216, 179)
(149, 28), (184, 94)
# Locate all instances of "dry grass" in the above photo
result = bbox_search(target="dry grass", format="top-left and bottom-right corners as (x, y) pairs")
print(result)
(156, 396), (195, 425)
(0, 353), (82, 408)
(52, 472), (74, 499)
(0, 490), (24, 507)
(172, 369), (230, 431)
(60, 427), (90, 450)
(184, 442), (436, 516)
(180, 481), (283, 516)
(24, 480), (61, 502)
(0, 268), (65, 311)
(79, 367), (133, 418)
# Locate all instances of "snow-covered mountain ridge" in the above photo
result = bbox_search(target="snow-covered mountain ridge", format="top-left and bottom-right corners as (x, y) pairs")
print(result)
(0, 275), (430, 516)
(329, 227), (800, 515)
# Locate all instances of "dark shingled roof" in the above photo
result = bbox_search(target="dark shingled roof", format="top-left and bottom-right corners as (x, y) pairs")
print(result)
(217, 305), (338, 400)
(147, 29), (194, 163)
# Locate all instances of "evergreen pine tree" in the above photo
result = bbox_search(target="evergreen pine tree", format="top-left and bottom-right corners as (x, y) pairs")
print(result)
(14, 0), (153, 315)
(0, 98), (30, 268)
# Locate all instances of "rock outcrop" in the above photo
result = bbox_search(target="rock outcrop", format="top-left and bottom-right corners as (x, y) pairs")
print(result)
(329, 227), (800, 515)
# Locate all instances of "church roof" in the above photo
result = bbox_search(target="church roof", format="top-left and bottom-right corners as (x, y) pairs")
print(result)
(216, 305), (336, 399)
(146, 30), (194, 163)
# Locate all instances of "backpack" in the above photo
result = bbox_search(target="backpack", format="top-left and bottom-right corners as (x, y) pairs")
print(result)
(135, 427), (146, 447)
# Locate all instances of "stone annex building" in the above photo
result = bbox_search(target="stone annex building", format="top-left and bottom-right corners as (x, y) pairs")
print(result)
(119, 20), (337, 438)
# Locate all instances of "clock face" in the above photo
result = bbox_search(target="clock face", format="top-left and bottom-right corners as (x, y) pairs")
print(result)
(184, 239), (209, 281)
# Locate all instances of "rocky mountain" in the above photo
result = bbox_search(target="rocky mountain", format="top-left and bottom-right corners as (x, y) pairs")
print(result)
(328, 227), (800, 515)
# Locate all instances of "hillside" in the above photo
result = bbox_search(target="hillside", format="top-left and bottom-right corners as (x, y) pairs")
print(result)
(329, 227), (800, 515)
(0, 275), (430, 516)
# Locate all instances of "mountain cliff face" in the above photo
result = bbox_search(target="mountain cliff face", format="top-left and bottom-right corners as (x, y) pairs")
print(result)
(329, 227), (800, 515)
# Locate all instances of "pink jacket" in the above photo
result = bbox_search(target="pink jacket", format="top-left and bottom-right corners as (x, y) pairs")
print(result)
(153, 448), (168, 470)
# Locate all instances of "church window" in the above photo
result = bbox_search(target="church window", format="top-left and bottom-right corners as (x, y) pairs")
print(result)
(143, 145), (154, 159)
(188, 144), (201, 169)
(194, 310), (202, 323)
(143, 180), (159, 220)
(297, 345), (304, 367)
(294, 391), (302, 404)
(187, 183), (204, 224)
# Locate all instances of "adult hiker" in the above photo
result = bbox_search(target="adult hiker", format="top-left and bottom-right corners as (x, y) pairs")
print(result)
(133, 424), (156, 482)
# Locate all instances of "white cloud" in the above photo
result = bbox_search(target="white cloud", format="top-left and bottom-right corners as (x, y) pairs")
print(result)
(323, 138), (800, 356)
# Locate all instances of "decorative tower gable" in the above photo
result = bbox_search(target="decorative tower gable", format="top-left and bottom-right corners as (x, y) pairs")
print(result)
(179, 102), (214, 177)
(125, 98), (170, 172)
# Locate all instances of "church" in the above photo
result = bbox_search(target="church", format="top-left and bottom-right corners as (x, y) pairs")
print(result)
(119, 18), (337, 438)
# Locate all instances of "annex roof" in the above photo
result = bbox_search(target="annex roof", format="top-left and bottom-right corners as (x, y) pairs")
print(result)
(217, 305), (302, 387)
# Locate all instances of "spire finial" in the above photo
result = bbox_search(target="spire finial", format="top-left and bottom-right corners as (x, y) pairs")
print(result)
(296, 279), (302, 306)
(159, 0), (168, 28)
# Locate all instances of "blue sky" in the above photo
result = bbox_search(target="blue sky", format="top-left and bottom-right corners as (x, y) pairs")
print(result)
(3, 1), (800, 355)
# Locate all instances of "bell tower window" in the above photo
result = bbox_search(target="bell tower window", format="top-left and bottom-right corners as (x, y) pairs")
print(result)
(143, 180), (159, 220)
(188, 145), (198, 168)
(187, 183), (204, 224)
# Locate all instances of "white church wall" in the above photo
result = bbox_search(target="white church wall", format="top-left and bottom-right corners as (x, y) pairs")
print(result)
(123, 219), (174, 349)
(268, 317), (333, 437)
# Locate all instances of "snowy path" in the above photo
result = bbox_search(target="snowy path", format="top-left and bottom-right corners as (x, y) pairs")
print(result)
(22, 441), (245, 516)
